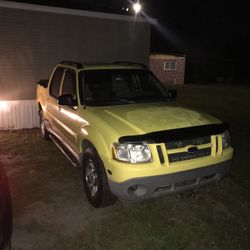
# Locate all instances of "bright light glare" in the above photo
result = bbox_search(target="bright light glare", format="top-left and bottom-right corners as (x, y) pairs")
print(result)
(122, 7), (130, 12)
(133, 2), (141, 14)
(0, 101), (8, 111)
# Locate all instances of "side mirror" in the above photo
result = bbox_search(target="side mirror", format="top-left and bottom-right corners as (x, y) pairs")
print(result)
(37, 79), (49, 88)
(168, 89), (177, 100)
(58, 94), (77, 106)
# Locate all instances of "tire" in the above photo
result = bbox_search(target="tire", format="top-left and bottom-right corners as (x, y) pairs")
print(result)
(82, 147), (117, 208)
(39, 110), (50, 140)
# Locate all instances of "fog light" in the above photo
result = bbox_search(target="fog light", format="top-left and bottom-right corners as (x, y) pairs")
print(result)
(128, 185), (138, 192)
(128, 185), (147, 196)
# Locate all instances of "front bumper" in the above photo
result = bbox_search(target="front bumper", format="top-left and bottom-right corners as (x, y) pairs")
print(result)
(109, 160), (232, 201)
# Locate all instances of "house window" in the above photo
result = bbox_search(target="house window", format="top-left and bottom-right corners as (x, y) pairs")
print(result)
(163, 60), (177, 70)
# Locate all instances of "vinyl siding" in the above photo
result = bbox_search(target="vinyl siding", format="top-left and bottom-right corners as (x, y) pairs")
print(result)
(0, 2), (150, 101)
(0, 100), (39, 130)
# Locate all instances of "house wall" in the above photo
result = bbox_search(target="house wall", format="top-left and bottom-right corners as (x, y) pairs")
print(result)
(0, 1), (152, 129)
(149, 54), (186, 85)
(0, 100), (39, 130)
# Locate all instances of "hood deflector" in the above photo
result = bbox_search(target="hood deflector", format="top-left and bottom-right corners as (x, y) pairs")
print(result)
(118, 123), (228, 143)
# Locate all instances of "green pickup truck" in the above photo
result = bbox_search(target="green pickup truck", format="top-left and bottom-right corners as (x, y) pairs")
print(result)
(36, 61), (233, 207)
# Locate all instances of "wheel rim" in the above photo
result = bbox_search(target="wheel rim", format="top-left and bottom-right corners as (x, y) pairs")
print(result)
(85, 159), (98, 197)
(40, 113), (47, 137)
(41, 119), (45, 135)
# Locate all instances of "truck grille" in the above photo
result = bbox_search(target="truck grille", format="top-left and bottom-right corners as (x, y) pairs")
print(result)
(166, 136), (211, 149)
(166, 136), (212, 163)
(168, 148), (211, 163)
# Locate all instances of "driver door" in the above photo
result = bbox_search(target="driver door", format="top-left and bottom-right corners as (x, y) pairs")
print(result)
(57, 69), (80, 153)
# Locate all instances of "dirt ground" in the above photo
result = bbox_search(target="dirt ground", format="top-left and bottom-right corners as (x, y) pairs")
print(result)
(0, 84), (250, 250)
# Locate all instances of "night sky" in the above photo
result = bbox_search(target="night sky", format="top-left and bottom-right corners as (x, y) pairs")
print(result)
(148, 1), (249, 58)
(6, 0), (250, 83)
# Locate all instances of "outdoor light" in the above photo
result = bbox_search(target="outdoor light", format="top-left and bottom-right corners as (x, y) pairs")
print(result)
(122, 7), (130, 12)
(133, 2), (141, 14)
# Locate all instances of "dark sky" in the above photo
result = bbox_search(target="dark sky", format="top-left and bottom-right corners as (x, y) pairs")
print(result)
(146, 1), (249, 59)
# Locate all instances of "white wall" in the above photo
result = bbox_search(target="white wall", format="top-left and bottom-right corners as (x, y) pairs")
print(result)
(0, 100), (39, 130)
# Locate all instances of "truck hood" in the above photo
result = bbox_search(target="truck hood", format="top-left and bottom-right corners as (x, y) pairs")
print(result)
(91, 102), (221, 136)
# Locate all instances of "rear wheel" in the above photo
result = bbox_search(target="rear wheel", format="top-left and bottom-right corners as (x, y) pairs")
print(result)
(39, 110), (50, 140)
(82, 147), (117, 208)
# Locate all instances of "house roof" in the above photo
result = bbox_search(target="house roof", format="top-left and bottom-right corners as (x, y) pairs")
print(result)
(150, 53), (186, 60)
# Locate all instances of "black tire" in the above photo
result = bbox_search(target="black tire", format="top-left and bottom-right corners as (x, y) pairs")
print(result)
(39, 110), (50, 140)
(82, 147), (117, 208)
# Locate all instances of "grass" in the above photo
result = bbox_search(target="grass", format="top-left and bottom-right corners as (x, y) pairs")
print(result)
(0, 84), (250, 250)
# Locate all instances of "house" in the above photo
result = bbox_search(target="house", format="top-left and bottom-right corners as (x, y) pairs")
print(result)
(149, 53), (186, 85)
(0, 1), (155, 129)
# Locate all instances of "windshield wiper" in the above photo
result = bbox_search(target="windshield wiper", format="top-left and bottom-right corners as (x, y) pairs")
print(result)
(113, 97), (134, 104)
(85, 97), (134, 105)
(128, 95), (171, 102)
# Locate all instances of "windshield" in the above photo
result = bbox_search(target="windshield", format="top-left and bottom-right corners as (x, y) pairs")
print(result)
(79, 69), (170, 106)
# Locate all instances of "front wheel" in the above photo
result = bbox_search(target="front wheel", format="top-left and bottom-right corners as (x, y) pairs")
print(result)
(82, 147), (117, 208)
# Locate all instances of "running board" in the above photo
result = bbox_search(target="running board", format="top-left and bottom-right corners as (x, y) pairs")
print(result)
(49, 134), (79, 167)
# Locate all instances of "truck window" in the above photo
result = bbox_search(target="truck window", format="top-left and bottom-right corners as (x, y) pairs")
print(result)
(79, 69), (167, 105)
(50, 67), (64, 98)
(61, 70), (77, 101)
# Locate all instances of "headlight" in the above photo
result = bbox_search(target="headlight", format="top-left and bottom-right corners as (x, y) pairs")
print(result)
(222, 130), (231, 148)
(112, 143), (152, 163)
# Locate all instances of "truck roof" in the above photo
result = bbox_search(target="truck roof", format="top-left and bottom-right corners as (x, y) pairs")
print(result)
(59, 61), (147, 70)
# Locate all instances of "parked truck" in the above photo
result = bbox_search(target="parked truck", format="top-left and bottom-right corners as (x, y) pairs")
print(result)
(36, 61), (234, 207)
